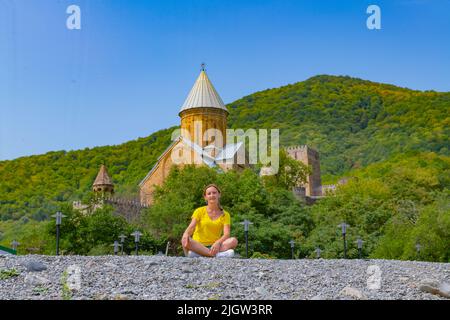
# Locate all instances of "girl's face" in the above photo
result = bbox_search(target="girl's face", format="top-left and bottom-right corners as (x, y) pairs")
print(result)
(204, 186), (220, 204)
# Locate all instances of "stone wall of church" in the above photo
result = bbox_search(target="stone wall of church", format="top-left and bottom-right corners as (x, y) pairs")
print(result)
(139, 140), (208, 206)
(140, 149), (175, 206)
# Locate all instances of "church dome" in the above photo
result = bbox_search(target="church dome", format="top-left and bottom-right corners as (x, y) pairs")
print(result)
(179, 66), (228, 114)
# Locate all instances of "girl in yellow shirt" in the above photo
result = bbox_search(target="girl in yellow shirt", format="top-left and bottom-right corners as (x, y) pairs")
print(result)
(181, 184), (238, 257)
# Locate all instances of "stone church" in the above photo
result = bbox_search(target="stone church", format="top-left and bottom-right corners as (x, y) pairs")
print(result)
(139, 66), (248, 205)
(138, 66), (322, 205)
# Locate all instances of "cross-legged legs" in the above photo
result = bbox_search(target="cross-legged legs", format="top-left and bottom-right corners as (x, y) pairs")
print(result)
(182, 237), (238, 257)
(182, 237), (214, 257)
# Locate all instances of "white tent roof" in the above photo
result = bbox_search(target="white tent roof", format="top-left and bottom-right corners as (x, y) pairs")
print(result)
(180, 69), (227, 113)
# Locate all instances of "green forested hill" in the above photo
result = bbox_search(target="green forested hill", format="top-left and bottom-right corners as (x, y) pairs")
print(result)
(0, 75), (449, 221)
(228, 75), (450, 177)
(0, 127), (175, 220)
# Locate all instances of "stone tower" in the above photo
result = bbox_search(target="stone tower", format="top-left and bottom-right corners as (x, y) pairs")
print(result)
(139, 65), (243, 206)
(179, 64), (228, 156)
(286, 146), (322, 197)
(92, 165), (114, 198)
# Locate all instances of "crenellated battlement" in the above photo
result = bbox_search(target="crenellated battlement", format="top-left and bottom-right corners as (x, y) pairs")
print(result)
(285, 145), (308, 152)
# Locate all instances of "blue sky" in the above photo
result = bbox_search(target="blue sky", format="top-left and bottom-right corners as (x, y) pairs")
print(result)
(1, 0), (449, 160)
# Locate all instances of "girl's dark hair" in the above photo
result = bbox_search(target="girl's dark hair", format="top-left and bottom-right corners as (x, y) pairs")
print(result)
(203, 184), (223, 211)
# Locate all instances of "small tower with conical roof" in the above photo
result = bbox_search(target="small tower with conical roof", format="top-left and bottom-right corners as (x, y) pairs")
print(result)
(92, 165), (114, 199)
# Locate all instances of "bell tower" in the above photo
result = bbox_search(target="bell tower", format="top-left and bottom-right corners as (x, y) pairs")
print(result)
(92, 165), (114, 199)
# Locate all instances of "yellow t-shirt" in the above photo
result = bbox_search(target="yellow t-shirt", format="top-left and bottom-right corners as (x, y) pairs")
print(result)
(191, 206), (231, 246)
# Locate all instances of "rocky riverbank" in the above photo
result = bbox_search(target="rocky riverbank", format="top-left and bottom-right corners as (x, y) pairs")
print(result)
(0, 255), (449, 300)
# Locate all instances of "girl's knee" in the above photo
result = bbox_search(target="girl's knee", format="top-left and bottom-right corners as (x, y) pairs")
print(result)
(228, 237), (238, 248)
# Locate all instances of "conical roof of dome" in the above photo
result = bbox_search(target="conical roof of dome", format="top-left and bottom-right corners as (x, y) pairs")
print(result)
(179, 66), (227, 113)
(93, 165), (114, 187)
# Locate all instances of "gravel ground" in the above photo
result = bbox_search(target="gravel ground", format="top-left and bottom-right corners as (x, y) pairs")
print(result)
(0, 255), (449, 300)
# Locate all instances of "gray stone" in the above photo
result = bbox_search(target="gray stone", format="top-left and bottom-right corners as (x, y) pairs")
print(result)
(22, 260), (47, 272)
(339, 286), (367, 300)
(24, 274), (50, 286)
(181, 266), (193, 273)
(120, 289), (138, 295)
(255, 286), (271, 298)
(103, 262), (117, 268)
(419, 279), (450, 298)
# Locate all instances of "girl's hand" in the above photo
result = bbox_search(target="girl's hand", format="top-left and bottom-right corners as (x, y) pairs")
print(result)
(210, 241), (222, 256)
(182, 234), (189, 248)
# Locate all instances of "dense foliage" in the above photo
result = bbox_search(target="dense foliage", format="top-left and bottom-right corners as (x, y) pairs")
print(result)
(304, 152), (449, 262)
(0, 203), (166, 255)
